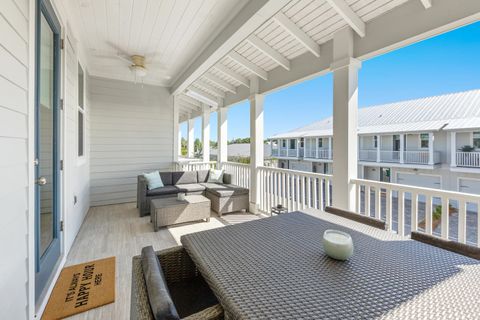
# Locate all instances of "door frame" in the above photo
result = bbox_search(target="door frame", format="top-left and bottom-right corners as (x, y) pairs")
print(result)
(34, 0), (63, 303)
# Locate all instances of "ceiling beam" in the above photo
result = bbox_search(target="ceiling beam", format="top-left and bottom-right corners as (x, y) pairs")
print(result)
(227, 51), (268, 80)
(186, 87), (219, 107)
(325, 0), (366, 37)
(194, 79), (226, 98)
(171, 0), (290, 95)
(179, 94), (202, 107)
(420, 0), (432, 9)
(178, 101), (201, 111)
(273, 12), (321, 58)
(224, 0), (480, 107)
(213, 64), (249, 87)
(246, 35), (290, 70)
(203, 73), (236, 94)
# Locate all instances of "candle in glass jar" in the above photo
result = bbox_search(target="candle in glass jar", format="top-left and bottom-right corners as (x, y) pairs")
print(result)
(322, 229), (354, 261)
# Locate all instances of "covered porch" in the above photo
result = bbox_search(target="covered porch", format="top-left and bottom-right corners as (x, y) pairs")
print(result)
(3, 0), (480, 319)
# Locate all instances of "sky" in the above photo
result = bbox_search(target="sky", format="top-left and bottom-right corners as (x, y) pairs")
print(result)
(181, 21), (480, 142)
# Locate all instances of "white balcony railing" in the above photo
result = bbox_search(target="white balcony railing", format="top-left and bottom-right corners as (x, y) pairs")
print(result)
(303, 148), (331, 159)
(220, 162), (251, 189)
(287, 149), (297, 157)
(381, 150), (400, 162)
(359, 149), (377, 161)
(457, 152), (480, 168)
(258, 166), (332, 214)
(352, 178), (480, 246)
(359, 150), (441, 165)
(176, 161), (216, 171)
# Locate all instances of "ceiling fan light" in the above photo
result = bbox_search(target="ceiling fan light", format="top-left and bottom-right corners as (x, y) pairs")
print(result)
(130, 65), (147, 78)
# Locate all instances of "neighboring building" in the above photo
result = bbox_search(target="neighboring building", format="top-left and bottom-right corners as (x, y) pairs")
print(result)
(211, 143), (272, 159)
(270, 89), (480, 195)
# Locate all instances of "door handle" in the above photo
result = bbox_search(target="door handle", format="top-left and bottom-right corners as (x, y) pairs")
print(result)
(36, 177), (47, 185)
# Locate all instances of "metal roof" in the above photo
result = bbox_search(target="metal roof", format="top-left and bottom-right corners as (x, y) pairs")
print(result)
(270, 89), (480, 139)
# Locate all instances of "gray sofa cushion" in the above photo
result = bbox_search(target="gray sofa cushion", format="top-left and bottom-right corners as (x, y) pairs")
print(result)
(172, 171), (198, 185)
(197, 170), (210, 183)
(141, 246), (180, 320)
(175, 183), (206, 193)
(147, 185), (179, 197)
(160, 172), (173, 186)
(203, 183), (249, 197)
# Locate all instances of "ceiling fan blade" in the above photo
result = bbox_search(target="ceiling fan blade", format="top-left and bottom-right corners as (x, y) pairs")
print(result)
(115, 54), (132, 64)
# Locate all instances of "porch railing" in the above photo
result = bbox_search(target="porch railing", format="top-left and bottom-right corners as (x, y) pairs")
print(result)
(176, 161), (216, 171)
(359, 149), (377, 161)
(380, 150), (400, 163)
(220, 162), (250, 189)
(457, 152), (480, 168)
(287, 149), (297, 157)
(258, 166), (332, 214)
(303, 148), (331, 159)
(352, 178), (480, 246)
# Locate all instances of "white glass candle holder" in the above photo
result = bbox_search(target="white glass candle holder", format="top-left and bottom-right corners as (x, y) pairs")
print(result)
(322, 229), (354, 261)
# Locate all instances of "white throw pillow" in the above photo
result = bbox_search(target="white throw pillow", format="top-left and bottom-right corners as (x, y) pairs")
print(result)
(143, 171), (164, 190)
(208, 169), (224, 183)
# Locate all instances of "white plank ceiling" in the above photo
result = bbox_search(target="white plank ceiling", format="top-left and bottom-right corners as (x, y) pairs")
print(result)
(68, 0), (415, 113)
(67, 0), (249, 86)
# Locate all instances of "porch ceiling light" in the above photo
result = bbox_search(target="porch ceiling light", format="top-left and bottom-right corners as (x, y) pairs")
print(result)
(186, 89), (218, 108)
(129, 65), (147, 78)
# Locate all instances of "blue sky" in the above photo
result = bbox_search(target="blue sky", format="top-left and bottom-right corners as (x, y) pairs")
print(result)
(181, 21), (480, 142)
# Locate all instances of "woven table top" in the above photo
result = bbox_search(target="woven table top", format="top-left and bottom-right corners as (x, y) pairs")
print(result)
(151, 195), (209, 209)
(181, 211), (480, 320)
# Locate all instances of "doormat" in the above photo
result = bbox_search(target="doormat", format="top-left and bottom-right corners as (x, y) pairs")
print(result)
(42, 257), (116, 320)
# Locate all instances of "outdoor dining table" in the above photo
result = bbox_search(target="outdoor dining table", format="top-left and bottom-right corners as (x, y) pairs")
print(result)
(180, 210), (480, 319)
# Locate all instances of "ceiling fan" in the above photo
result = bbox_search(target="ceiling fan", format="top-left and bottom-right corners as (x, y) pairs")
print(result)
(93, 43), (171, 83)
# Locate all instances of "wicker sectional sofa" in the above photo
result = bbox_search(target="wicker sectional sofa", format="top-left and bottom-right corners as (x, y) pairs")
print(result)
(137, 170), (249, 217)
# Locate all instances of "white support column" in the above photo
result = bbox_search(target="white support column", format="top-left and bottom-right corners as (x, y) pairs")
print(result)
(217, 102), (228, 166)
(296, 139), (300, 158)
(376, 135), (381, 162)
(399, 133), (405, 164)
(450, 131), (457, 167)
(249, 76), (264, 213)
(428, 132), (434, 165)
(173, 96), (180, 163)
(201, 104), (210, 163)
(187, 118), (195, 158)
(331, 27), (360, 212)
(316, 137), (319, 159)
(328, 136), (332, 159)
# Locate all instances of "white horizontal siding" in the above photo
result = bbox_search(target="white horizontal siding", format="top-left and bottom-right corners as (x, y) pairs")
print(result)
(89, 77), (173, 206)
(0, 0), (30, 318)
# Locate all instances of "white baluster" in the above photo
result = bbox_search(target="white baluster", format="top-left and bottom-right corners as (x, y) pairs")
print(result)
(458, 199), (466, 244)
(425, 195), (433, 235)
(386, 188), (392, 231)
(398, 191), (405, 236)
(441, 197), (449, 240)
(411, 193), (418, 232)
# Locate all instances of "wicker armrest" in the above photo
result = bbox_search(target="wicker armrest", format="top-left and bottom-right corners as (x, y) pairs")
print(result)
(325, 206), (386, 230)
(411, 232), (480, 260)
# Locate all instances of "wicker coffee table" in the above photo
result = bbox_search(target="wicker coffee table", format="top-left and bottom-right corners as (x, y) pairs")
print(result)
(150, 195), (210, 231)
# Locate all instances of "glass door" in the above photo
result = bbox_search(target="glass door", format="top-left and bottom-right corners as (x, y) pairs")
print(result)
(35, 0), (62, 301)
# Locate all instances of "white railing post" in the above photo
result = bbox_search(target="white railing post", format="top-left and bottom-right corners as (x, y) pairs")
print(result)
(428, 132), (434, 165)
(450, 131), (457, 167)
(173, 95), (180, 163)
(376, 135), (381, 163)
(399, 133), (405, 164)
(328, 136), (332, 159)
(201, 104), (210, 163)
(316, 137), (319, 159)
(331, 27), (360, 212)
(217, 103), (228, 168)
(249, 76), (264, 214)
(187, 118), (195, 158)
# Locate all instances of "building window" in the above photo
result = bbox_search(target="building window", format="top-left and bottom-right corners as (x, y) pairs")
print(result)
(474, 132), (480, 149)
(282, 139), (286, 148)
(300, 138), (304, 148)
(289, 139), (296, 149)
(420, 133), (429, 149)
(373, 136), (378, 148)
(318, 138), (323, 148)
(78, 63), (85, 157)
